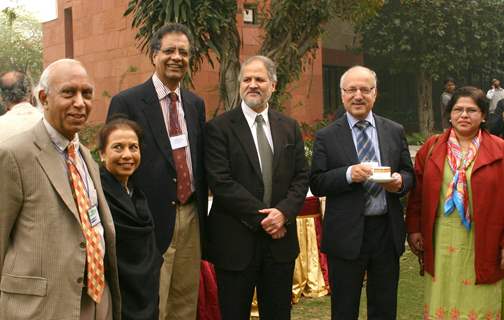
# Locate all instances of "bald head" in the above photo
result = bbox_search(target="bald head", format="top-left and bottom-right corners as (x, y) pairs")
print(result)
(340, 66), (377, 90)
(38, 59), (88, 96)
(0, 71), (32, 111)
(38, 59), (94, 140)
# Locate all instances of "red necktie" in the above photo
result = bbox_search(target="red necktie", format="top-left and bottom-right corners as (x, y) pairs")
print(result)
(168, 92), (192, 204)
(66, 143), (105, 303)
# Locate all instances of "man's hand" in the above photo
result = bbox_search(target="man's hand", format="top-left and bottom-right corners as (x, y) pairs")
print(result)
(407, 232), (424, 256)
(259, 208), (287, 235)
(378, 172), (403, 192)
(351, 164), (373, 183)
(271, 226), (287, 240)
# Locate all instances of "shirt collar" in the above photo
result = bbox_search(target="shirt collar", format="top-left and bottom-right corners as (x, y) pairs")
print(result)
(241, 100), (270, 129)
(346, 111), (375, 129)
(42, 118), (80, 153)
(152, 73), (181, 101)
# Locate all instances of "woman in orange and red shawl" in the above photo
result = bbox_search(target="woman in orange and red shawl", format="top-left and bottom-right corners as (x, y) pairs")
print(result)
(406, 86), (504, 319)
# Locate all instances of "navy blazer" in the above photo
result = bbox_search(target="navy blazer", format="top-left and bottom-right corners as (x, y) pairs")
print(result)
(107, 78), (207, 254)
(310, 114), (414, 259)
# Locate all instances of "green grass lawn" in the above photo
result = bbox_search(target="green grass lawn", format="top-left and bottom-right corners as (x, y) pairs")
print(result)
(291, 250), (424, 319)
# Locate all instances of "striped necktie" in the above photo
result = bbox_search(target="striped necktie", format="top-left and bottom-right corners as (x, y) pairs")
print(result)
(66, 143), (105, 303)
(355, 120), (381, 198)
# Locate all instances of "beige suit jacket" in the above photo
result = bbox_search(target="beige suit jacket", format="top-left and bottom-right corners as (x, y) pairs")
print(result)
(0, 121), (121, 320)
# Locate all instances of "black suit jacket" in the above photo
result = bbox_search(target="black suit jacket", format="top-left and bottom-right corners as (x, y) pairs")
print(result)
(107, 78), (207, 254)
(205, 107), (309, 271)
(310, 114), (414, 259)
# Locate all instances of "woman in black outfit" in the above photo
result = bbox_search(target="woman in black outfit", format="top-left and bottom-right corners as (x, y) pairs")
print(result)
(98, 117), (162, 320)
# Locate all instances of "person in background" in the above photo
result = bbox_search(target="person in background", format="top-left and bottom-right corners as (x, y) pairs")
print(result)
(98, 116), (162, 320)
(310, 65), (414, 319)
(488, 98), (504, 138)
(486, 78), (504, 113)
(0, 70), (42, 143)
(407, 86), (504, 319)
(440, 77), (456, 129)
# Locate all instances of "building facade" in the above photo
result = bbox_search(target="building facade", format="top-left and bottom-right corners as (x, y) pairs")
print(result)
(42, 0), (361, 124)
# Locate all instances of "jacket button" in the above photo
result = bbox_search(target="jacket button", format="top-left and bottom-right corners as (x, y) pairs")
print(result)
(173, 178), (177, 183)
(77, 277), (83, 284)
(80, 242), (86, 249)
(171, 201), (176, 205)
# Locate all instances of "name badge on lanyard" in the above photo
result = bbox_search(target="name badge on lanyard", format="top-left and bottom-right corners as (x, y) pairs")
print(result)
(87, 205), (101, 227)
(170, 134), (188, 150)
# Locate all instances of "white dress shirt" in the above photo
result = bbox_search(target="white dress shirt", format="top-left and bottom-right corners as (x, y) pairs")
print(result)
(241, 101), (274, 171)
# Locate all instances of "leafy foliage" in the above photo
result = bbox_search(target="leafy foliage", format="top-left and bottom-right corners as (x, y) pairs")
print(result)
(356, 0), (504, 134)
(357, 0), (504, 80)
(0, 7), (43, 80)
(124, 0), (384, 112)
(125, 0), (240, 111)
(259, 0), (333, 109)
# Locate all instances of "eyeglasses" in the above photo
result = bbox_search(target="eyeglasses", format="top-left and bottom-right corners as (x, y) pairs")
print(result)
(451, 107), (481, 117)
(342, 87), (375, 96)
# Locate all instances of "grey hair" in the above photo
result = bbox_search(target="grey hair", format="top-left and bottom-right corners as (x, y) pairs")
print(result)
(339, 65), (378, 89)
(38, 59), (85, 95)
(0, 71), (32, 105)
(238, 55), (277, 82)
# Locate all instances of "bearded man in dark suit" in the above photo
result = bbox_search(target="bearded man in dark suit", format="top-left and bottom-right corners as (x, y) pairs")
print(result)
(310, 66), (414, 319)
(107, 23), (206, 320)
(205, 55), (309, 320)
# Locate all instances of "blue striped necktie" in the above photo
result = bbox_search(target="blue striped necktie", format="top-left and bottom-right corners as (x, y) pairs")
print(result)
(355, 120), (381, 198)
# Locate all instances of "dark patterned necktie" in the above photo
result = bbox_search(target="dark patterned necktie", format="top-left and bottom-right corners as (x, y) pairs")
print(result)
(168, 92), (192, 204)
(355, 120), (381, 198)
(256, 114), (273, 206)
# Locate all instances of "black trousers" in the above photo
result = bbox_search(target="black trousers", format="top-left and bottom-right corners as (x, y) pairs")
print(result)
(215, 233), (295, 320)
(328, 214), (400, 320)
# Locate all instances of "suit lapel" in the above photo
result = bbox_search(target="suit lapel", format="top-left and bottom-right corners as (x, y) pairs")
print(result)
(140, 80), (175, 170)
(335, 115), (359, 164)
(375, 115), (390, 166)
(33, 122), (79, 221)
(230, 108), (262, 178)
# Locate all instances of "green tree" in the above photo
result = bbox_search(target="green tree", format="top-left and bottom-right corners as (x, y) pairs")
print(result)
(124, 0), (382, 112)
(0, 7), (43, 80)
(356, 0), (504, 135)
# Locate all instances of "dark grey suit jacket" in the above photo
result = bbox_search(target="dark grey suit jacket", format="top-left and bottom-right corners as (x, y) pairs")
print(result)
(205, 107), (309, 271)
(310, 114), (414, 259)
(107, 79), (207, 254)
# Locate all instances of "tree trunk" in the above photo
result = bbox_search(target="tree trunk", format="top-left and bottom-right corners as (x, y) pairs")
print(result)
(416, 71), (434, 136)
(218, 40), (241, 112)
(213, 20), (241, 112)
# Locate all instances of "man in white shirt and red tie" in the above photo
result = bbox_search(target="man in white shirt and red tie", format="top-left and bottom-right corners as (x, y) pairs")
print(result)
(0, 59), (121, 320)
(107, 23), (207, 320)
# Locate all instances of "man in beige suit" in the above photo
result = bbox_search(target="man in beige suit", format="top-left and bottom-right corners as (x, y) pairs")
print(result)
(0, 59), (121, 320)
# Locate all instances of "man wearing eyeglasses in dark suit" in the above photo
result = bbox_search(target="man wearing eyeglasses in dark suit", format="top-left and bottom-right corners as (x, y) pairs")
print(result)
(310, 66), (414, 319)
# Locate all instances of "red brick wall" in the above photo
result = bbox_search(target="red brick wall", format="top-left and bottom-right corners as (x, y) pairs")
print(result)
(43, 0), (323, 124)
